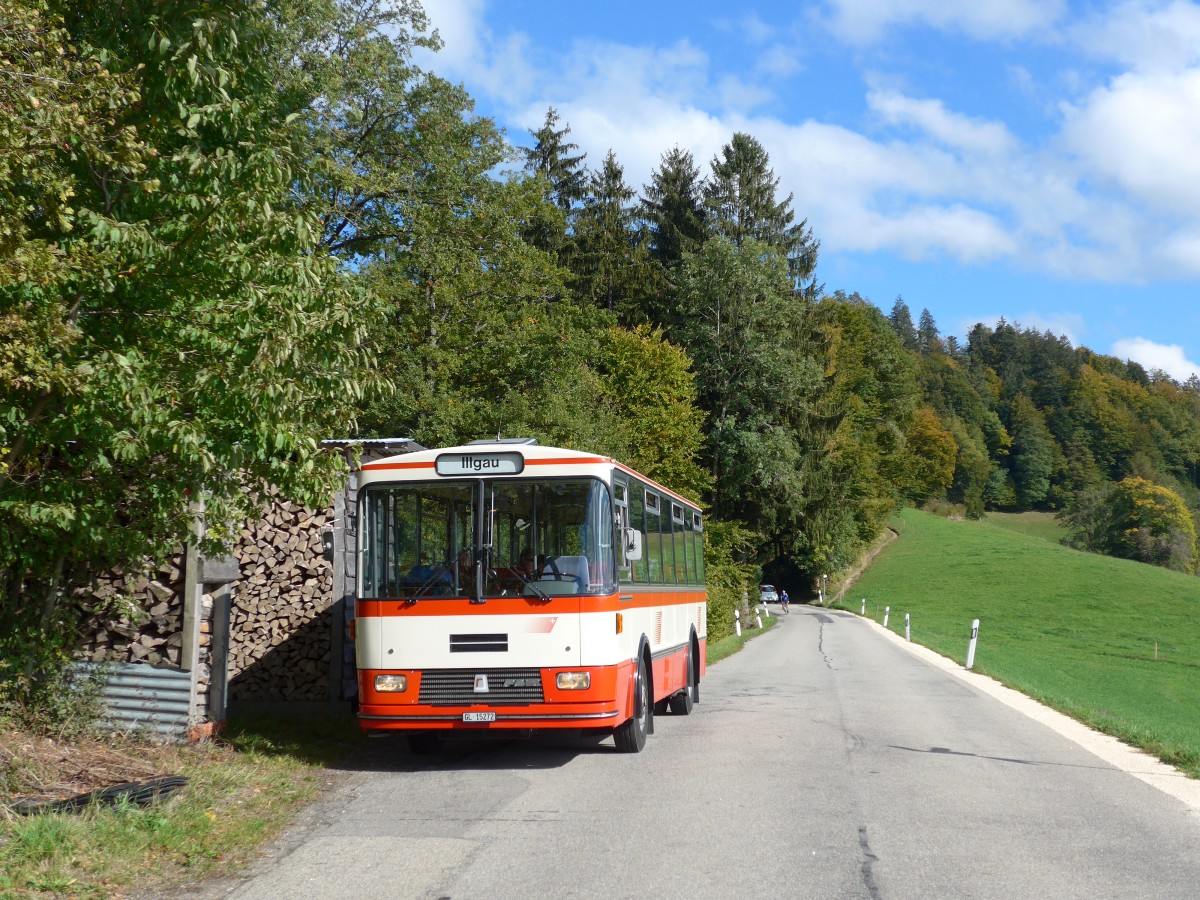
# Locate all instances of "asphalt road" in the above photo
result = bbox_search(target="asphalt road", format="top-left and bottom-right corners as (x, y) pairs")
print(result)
(181, 605), (1200, 899)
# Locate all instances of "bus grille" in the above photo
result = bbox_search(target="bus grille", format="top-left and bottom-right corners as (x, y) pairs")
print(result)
(419, 668), (544, 705)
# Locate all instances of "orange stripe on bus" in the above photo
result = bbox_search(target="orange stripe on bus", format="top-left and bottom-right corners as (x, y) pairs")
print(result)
(524, 456), (609, 465)
(356, 591), (704, 619)
(360, 460), (436, 471)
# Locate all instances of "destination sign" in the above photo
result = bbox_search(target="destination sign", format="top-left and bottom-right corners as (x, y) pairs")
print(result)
(435, 452), (525, 476)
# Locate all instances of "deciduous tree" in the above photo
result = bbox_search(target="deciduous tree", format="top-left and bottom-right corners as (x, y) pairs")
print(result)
(1, 0), (380, 694)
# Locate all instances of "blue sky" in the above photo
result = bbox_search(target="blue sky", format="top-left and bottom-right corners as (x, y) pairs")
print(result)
(420, 0), (1200, 381)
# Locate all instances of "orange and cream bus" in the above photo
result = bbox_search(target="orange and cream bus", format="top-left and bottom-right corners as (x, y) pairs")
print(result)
(353, 439), (706, 753)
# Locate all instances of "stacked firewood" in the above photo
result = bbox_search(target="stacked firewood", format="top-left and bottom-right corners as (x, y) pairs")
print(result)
(75, 553), (187, 667)
(73, 495), (336, 703)
(227, 499), (334, 701)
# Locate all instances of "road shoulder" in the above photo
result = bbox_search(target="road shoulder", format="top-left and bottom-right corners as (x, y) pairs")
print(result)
(850, 610), (1200, 815)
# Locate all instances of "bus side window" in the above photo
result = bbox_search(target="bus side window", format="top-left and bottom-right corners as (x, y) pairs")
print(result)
(671, 503), (687, 584)
(630, 486), (648, 583)
(658, 495), (675, 585)
(645, 489), (663, 584)
(614, 479), (632, 585)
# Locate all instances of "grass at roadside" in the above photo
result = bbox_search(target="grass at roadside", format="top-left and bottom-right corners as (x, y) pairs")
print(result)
(1, 604), (774, 898)
(707, 608), (777, 666)
(0, 713), (365, 899)
(841, 507), (1200, 778)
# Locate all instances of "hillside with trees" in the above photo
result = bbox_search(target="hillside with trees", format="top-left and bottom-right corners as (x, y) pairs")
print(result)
(3, 0), (1198, 712)
(890, 299), (1200, 573)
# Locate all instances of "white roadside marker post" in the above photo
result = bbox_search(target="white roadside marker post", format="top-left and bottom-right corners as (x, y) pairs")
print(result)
(735, 609), (742, 637)
(755, 611), (763, 628)
(861, 598), (866, 615)
(905, 613), (911, 642)
(966, 618), (980, 669)
(883, 606), (890, 628)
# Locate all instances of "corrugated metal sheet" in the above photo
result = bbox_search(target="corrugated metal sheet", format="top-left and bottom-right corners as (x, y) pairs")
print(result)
(75, 662), (192, 739)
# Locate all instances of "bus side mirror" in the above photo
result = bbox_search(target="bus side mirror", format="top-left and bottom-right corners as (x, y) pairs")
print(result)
(624, 528), (642, 561)
(321, 529), (336, 563)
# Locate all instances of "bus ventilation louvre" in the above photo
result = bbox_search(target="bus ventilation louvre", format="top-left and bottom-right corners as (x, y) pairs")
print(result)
(450, 633), (508, 653)
(419, 668), (544, 704)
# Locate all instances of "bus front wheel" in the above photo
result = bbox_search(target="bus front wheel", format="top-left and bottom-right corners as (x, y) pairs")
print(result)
(614, 654), (649, 753)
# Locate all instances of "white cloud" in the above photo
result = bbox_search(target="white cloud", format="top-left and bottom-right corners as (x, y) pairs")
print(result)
(420, 0), (541, 109)
(1112, 337), (1200, 380)
(1156, 229), (1200, 276)
(755, 43), (805, 79)
(1073, 0), (1200, 72)
(1060, 68), (1200, 219)
(420, 0), (485, 71)
(867, 90), (1018, 156)
(417, 0), (1200, 287)
(735, 11), (775, 44)
(752, 119), (1019, 262)
(819, 0), (1066, 44)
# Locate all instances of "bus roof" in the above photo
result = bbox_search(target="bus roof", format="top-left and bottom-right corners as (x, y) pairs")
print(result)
(359, 441), (701, 510)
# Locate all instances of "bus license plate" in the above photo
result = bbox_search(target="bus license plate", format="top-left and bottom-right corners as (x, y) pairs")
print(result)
(463, 711), (496, 723)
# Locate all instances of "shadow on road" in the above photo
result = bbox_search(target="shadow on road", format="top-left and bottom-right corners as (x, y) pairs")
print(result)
(331, 729), (617, 774)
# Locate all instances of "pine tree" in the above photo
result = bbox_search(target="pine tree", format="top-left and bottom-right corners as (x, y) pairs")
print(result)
(917, 308), (942, 355)
(641, 146), (707, 267)
(889, 297), (918, 350)
(522, 107), (588, 263)
(524, 107), (588, 213)
(703, 133), (819, 297)
(572, 150), (648, 314)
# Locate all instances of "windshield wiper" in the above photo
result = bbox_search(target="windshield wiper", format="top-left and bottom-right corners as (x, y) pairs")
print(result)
(516, 568), (550, 601)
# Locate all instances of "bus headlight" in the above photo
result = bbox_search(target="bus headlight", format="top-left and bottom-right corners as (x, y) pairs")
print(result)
(375, 674), (408, 693)
(556, 672), (590, 690)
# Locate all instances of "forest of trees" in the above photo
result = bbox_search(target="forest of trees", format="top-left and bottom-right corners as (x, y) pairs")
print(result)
(890, 300), (1200, 572)
(3, 0), (1198, 706)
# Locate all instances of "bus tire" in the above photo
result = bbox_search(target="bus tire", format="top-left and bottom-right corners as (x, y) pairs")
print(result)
(614, 653), (649, 753)
(668, 641), (696, 715)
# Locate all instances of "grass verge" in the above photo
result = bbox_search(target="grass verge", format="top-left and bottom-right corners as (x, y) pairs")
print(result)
(840, 507), (1200, 778)
(0, 712), (366, 899)
(707, 608), (778, 666)
(2, 605), (777, 897)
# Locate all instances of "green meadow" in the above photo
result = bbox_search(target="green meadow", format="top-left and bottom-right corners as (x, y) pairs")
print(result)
(841, 508), (1200, 777)
(983, 510), (1067, 544)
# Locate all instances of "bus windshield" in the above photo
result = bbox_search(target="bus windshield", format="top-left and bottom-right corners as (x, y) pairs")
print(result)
(360, 478), (615, 600)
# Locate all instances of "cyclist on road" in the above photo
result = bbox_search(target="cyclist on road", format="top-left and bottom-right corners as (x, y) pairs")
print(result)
(780, 588), (790, 613)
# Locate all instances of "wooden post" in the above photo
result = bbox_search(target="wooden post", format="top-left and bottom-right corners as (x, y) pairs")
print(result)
(181, 538), (203, 730)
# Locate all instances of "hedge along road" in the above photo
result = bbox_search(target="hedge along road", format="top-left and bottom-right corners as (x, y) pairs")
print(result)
(174, 607), (1200, 900)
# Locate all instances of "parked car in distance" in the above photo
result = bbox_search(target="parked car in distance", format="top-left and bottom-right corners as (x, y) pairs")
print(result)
(759, 584), (779, 604)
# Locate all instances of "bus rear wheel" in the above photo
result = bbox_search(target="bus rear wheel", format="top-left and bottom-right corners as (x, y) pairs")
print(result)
(614, 655), (649, 753)
(668, 642), (697, 715)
